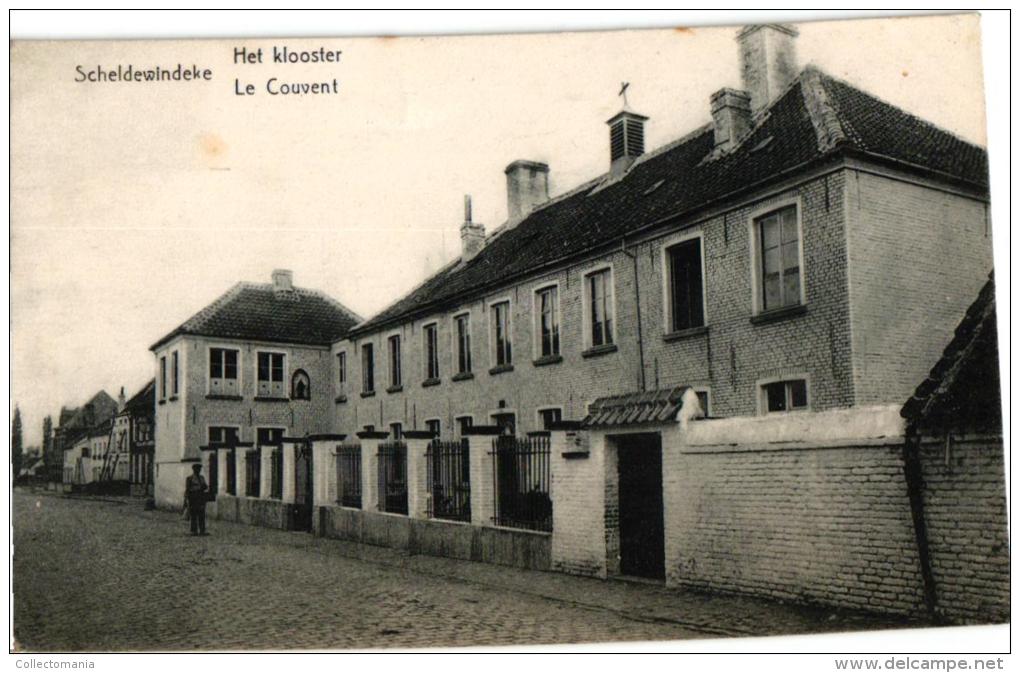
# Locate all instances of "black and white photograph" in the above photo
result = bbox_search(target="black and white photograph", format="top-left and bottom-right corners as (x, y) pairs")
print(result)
(8, 9), (1010, 659)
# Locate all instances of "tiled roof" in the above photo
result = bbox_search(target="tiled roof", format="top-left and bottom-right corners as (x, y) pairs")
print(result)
(583, 387), (688, 427)
(122, 379), (155, 416)
(150, 283), (362, 350)
(353, 68), (988, 335)
(60, 391), (118, 432)
(902, 274), (1000, 432)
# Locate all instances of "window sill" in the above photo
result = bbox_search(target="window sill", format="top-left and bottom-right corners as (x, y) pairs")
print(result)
(168, 395), (179, 402)
(452, 371), (474, 382)
(421, 378), (441, 388)
(533, 354), (563, 367)
(253, 396), (289, 403)
(663, 325), (709, 342)
(386, 385), (404, 394)
(488, 364), (515, 376)
(360, 390), (376, 399)
(205, 394), (243, 401)
(581, 344), (618, 359)
(158, 399), (166, 406)
(334, 394), (348, 404)
(750, 304), (807, 325)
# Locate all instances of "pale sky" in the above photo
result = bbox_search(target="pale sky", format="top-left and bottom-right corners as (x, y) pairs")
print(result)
(10, 14), (989, 446)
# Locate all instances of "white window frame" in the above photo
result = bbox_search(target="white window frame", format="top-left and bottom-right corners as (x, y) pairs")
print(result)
(660, 229), (708, 334)
(535, 406), (564, 431)
(580, 263), (617, 349)
(386, 331), (402, 389)
(756, 374), (811, 415)
(531, 281), (562, 359)
(487, 297), (514, 368)
(422, 321), (440, 381)
(748, 196), (806, 316)
(207, 344), (242, 396)
(361, 341), (376, 393)
(336, 350), (347, 393)
(254, 348), (288, 399)
(451, 311), (472, 375)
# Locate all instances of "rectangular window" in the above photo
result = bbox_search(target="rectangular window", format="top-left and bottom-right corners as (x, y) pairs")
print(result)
(456, 416), (473, 438)
(586, 269), (614, 347)
(424, 324), (440, 380)
(696, 391), (710, 418)
(390, 422), (403, 440)
(455, 314), (472, 374)
(256, 352), (285, 397)
(491, 301), (512, 367)
(362, 343), (375, 393)
(762, 379), (808, 413)
(492, 412), (516, 436)
(426, 419), (441, 438)
(257, 427), (284, 447)
(667, 238), (705, 332)
(337, 352), (347, 392)
(535, 286), (560, 357)
(171, 351), (179, 396)
(159, 357), (167, 400)
(387, 335), (402, 388)
(209, 426), (239, 446)
(539, 408), (562, 430)
(757, 205), (801, 312)
(209, 348), (239, 396)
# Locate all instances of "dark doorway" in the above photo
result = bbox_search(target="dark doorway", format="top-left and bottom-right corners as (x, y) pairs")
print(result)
(616, 433), (665, 580)
(292, 442), (314, 532)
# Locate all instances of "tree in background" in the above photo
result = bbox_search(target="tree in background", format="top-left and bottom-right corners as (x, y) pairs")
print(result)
(12, 406), (23, 479)
(42, 415), (53, 473)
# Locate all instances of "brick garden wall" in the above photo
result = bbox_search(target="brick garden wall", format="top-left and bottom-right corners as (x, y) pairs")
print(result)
(918, 435), (1009, 623)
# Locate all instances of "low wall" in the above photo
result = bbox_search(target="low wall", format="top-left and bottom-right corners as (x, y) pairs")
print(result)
(919, 434), (1009, 623)
(664, 406), (929, 616)
(317, 506), (551, 572)
(212, 494), (295, 531)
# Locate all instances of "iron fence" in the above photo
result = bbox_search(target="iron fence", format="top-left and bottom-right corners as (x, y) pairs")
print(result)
(490, 435), (552, 532)
(269, 446), (283, 499)
(244, 449), (260, 497)
(377, 441), (408, 514)
(427, 439), (471, 522)
(336, 443), (362, 508)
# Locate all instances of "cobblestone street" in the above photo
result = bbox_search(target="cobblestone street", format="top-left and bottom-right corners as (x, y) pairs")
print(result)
(12, 490), (909, 651)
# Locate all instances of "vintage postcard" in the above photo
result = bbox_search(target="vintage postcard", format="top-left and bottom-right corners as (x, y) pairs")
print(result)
(9, 11), (1008, 656)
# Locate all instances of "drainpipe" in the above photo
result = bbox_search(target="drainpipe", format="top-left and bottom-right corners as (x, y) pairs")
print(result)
(902, 425), (941, 622)
(621, 239), (647, 392)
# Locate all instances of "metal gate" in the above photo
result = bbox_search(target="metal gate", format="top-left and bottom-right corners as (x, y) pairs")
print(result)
(292, 441), (314, 531)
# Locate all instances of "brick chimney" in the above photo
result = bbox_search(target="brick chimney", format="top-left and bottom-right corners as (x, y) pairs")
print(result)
(710, 88), (752, 152)
(460, 195), (485, 262)
(737, 23), (799, 115)
(606, 109), (648, 177)
(271, 269), (293, 292)
(505, 160), (549, 228)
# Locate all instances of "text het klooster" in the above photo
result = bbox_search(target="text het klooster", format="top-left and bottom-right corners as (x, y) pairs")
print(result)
(232, 46), (342, 97)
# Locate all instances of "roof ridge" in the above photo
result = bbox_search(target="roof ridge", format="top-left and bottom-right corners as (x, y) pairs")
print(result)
(306, 287), (364, 327)
(814, 66), (987, 152)
(799, 66), (847, 154)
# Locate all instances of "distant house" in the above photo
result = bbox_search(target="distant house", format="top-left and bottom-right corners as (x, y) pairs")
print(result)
(114, 380), (156, 496)
(148, 269), (360, 509)
(55, 391), (118, 486)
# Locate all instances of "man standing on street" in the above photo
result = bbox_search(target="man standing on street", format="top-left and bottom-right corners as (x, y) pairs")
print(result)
(184, 463), (209, 536)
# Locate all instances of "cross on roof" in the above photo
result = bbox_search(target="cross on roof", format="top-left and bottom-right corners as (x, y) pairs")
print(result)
(619, 81), (630, 107)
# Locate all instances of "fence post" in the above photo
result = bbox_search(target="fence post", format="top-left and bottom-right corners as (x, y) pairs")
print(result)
(282, 442), (296, 503)
(259, 446), (273, 499)
(403, 431), (435, 519)
(465, 425), (502, 527)
(357, 431), (388, 512)
(216, 449), (228, 496)
(309, 439), (331, 508)
(234, 449), (246, 496)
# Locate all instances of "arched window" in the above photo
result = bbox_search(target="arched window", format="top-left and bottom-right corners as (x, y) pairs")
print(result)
(291, 369), (311, 400)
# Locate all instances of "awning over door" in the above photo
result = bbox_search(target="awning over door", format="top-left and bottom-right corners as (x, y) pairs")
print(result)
(582, 387), (688, 428)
